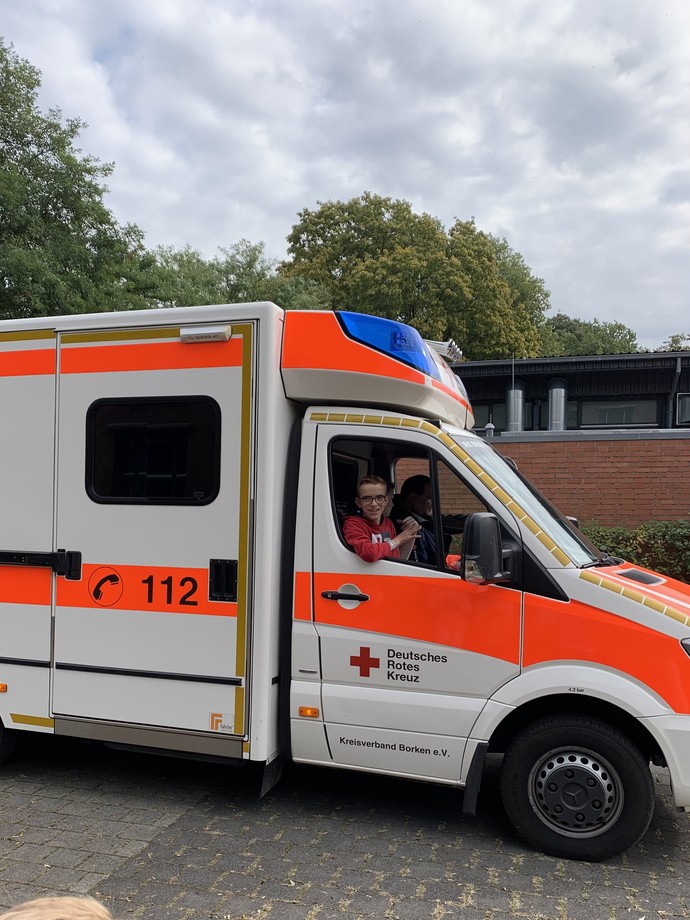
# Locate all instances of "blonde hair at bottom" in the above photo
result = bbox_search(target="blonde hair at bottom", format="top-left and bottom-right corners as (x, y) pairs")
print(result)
(0, 897), (113, 920)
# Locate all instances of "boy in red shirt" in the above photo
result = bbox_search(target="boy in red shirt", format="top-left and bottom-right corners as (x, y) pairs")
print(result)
(343, 475), (420, 562)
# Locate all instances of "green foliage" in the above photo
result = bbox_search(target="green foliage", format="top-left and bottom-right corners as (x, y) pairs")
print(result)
(151, 240), (329, 311)
(0, 39), (154, 318)
(283, 192), (451, 338)
(447, 220), (541, 359)
(539, 312), (639, 356)
(655, 333), (690, 352)
(488, 235), (551, 327)
(582, 521), (690, 583)
(283, 193), (548, 359)
(263, 274), (331, 311)
(152, 240), (274, 308)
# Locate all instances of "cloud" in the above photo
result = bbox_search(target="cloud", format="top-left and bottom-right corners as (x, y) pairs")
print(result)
(3, 0), (689, 347)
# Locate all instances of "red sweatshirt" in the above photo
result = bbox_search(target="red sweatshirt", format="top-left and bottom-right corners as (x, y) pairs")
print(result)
(342, 515), (400, 562)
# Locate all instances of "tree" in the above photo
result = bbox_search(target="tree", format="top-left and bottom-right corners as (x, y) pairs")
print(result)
(261, 273), (331, 311)
(488, 235), (551, 327)
(0, 39), (155, 318)
(152, 240), (330, 310)
(655, 333), (690, 352)
(446, 220), (540, 359)
(152, 240), (276, 308)
(283, 194), (544, 358)
(539, 313), (639, 356)
(283, 192), (452, 338)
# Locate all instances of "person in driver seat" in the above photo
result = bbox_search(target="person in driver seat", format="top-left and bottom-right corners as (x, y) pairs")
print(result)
(343, 475), (420, 562)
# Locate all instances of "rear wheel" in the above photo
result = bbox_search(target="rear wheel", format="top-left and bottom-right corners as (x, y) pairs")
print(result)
(0, 721), (18, 764)
(500, 715), (654, 861)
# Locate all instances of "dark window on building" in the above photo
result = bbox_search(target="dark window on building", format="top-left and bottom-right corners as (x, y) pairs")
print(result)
(472, 402), (507, 433)
(567, 400), (578, 429)
(580, 399), (658, 428)
(677, 394), (690, 426)
(86, 397), (221, 504)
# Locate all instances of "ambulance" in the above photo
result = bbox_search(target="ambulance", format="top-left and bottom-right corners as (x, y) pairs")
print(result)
(1, 301), (690, 861)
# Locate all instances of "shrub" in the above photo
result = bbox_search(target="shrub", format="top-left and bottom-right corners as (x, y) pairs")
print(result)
(581, 520), (690, 584)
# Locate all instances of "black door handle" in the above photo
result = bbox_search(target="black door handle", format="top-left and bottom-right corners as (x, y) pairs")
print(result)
(0, 549), (81, 580)
(321, 591), (370, 602)
(209, 559), (237, 602)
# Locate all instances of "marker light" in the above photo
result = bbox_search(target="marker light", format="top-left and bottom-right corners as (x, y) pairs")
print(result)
(180, 325), (233, 343)
(424, 338), (463, 363)
(0, 684), (7, 692)
(299, 706), (320, 718)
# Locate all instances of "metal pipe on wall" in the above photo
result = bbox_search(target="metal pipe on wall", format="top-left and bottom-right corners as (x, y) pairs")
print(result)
(548, 378), (568, 431)
(506, 380), (525, 432)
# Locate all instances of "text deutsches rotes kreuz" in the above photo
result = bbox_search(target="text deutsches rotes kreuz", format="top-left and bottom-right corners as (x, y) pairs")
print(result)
(387, 648), (447, 682)
(350, 648), (449, 683)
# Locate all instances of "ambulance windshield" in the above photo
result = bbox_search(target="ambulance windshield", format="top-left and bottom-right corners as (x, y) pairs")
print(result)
(457, 435), (601, 568)
(337, 312), (469, 402)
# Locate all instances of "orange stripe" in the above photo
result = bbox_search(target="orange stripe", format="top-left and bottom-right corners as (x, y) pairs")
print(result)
(0, 348), (56, 377)
(293, 570), (312, 621)
(0, 567), (52, 606)
(430, 376), (472, 413)
(61, 339), (243, 374)
(57, 563), (237, 617)
(314, 571), (520, 662)
(282, 312), (424, 383)
(523, 593), (690, 713)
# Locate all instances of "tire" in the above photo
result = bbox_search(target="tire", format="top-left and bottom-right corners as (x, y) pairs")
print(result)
(500, 715), (654, 861)
(0, 722), (18, 765)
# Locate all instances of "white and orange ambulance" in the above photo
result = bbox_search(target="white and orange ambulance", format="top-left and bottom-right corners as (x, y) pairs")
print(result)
(1, 301), (690, 860)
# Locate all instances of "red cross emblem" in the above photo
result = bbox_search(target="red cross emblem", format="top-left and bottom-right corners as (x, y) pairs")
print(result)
(350, 646), (380, 678)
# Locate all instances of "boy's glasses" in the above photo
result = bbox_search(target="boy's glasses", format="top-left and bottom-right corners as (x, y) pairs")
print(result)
(359, 495), (388, 505)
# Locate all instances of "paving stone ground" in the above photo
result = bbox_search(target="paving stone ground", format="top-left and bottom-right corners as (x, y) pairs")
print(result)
(0, 734), (688, 919)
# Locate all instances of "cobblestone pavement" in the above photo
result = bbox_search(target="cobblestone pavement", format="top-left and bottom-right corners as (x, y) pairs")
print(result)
(0, 735), (688, 919)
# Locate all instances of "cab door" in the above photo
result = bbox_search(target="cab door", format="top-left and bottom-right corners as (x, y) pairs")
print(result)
(52, 322), (254, 748)
(310, 422), (522, 782)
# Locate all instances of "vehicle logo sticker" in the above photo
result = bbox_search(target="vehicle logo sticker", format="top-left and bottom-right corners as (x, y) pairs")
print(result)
(210, 712), (234, 733)
(350, 647), (380, 677)
(89, 567), (123, 607)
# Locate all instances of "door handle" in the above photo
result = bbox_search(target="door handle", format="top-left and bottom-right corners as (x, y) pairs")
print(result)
(321, 590), (370, 602)
(209, 559), (237, 601)
(0, 548), (82, 580)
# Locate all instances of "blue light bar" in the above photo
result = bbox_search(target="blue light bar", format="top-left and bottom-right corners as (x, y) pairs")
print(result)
(336, 311), (441, 381)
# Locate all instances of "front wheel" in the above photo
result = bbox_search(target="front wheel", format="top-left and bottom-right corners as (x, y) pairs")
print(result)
(500, 715), (654, 861)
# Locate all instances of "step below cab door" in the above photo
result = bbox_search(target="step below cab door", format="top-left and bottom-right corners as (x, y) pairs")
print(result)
(52, 321), (255, 753)
(304, 415), (522, 784)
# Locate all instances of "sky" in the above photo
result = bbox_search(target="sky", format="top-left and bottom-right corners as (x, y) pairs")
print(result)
(2, 0), (689, 350)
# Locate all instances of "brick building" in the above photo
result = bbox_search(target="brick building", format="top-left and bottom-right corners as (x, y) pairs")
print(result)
(455, 352), (690, 527)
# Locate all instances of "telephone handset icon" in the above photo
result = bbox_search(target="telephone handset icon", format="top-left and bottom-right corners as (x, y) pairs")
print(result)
(88, 568), (123, 606)
(93, 574), (119, 600)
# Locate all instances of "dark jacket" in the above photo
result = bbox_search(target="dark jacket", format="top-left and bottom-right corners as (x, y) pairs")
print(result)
(390, 499), (437, 565)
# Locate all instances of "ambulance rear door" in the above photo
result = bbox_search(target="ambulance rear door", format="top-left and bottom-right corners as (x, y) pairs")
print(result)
(0, 330), (57, 734)
(52, 320), (255, 755)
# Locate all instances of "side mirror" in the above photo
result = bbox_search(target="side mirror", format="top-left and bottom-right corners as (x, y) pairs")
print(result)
(461, 512), (512, 585)
(566, 515), (580, 530)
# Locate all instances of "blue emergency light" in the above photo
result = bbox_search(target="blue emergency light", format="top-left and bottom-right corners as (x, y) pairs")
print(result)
(337, 311), (440, 381)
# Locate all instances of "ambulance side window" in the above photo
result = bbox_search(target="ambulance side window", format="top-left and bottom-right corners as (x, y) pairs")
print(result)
(434, 458), (489, 569)
(86, 396), (221, 504)
(392, 456), (489, 570)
